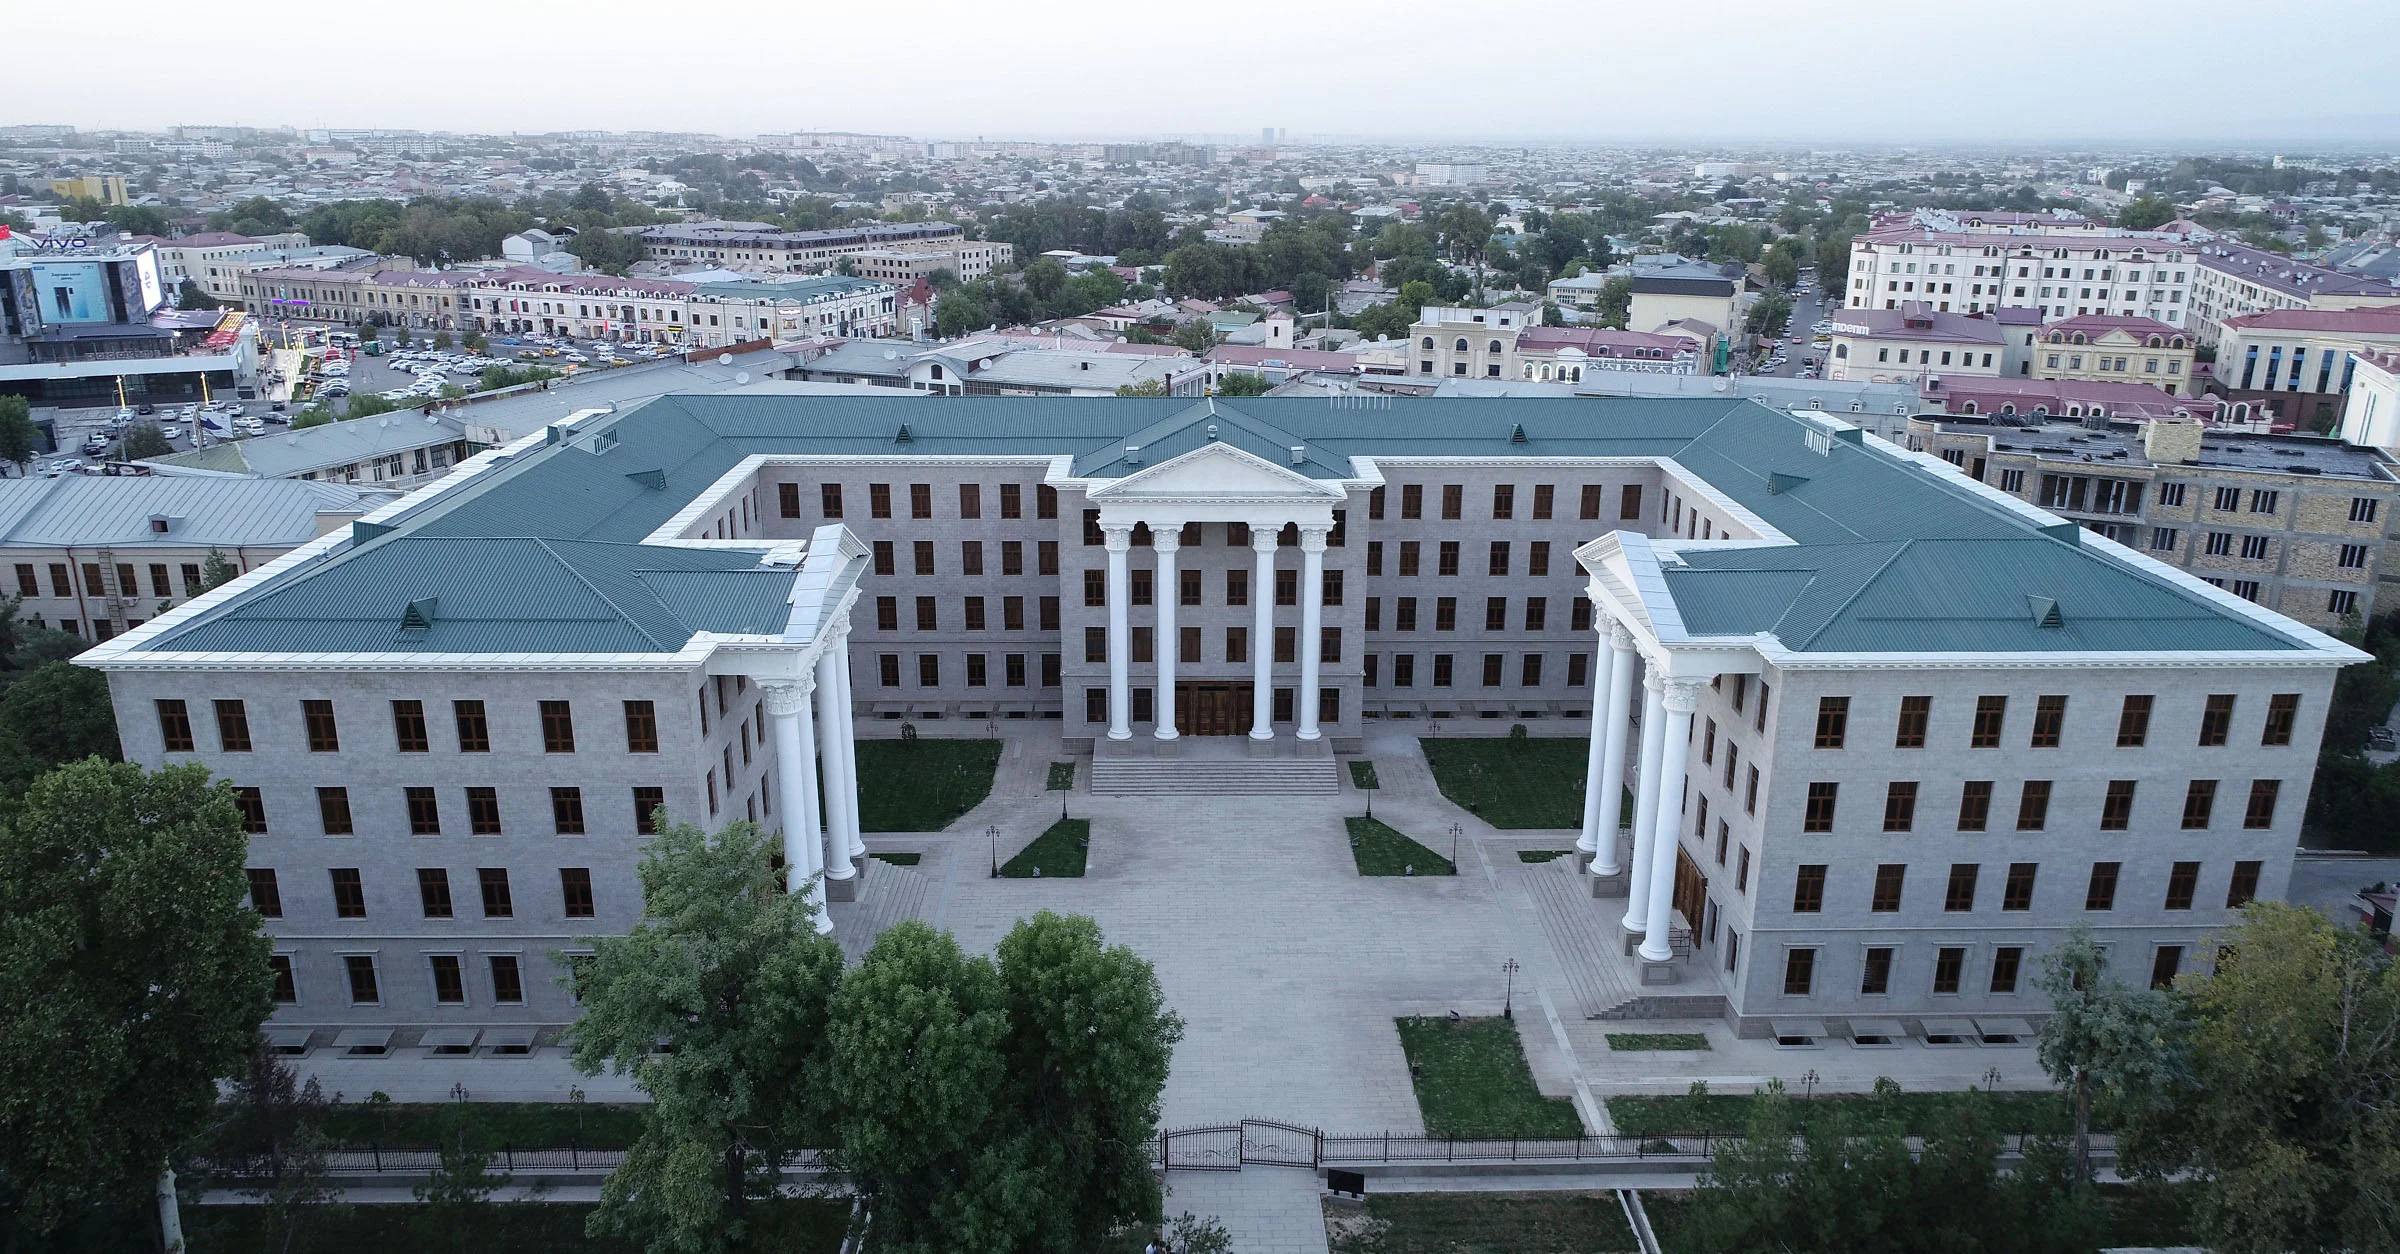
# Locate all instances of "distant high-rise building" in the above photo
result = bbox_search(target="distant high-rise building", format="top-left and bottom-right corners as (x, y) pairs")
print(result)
(1262, 127), (1275, 145)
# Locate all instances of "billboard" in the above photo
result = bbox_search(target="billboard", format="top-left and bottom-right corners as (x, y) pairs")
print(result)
(132, 250), (164, 316)
(28, 261), (111, 324)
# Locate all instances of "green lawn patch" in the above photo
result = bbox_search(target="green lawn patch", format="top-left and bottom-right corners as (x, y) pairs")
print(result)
(1395, 1015), (1582, 1138)
(1046, 760), (1076, 790)
(187, 1198), (849, 1253)
(870, 850), (921, 866)
(1640, 1178), (2194, 1253)
(1349, 759), (1381, 789)
(1324, 1190), (1635, 1254)
(1420, 735), (1630, 829)
(854, 737), (1001, 831)
(1516, 849), (1573, 863)
(1605, 1032), (1709, 1051)
(1606, 1086), (2072, 1137)
(317, 1100), (646, 1150)
(1346, 816), (1455, 876)
(1000, 818), (1089, 878)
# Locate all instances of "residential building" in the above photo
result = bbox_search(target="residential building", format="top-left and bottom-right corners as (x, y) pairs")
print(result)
(844, 240), (1013, 285)
(2030, 315), (2197, 396)
(2337, 349), (2400, 457)
(0, 476), (380, 641)
(1846, 210), (2199, 324)
(688, 276), (900, 342)
(141, 410), (478, 487)
(1628, 260), (1742, 342)
(1408, 304), (1542, 379)
(49, 175), (129, 207)
(2187, 241), (2400, 347)
(631, 221), (967, 273)
(151, 231), (314, 288)
(462, 268), (694, 343)
(1824, 303), (2004, 385)
(1412, 164), (1487, 186)
(2212, 306), (2400, 425)
(1905, 412), (2398, 628)
(84, 395), (2362, 1046)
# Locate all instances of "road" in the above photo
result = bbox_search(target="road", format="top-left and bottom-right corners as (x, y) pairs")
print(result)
(1748, 277), (1840, 380)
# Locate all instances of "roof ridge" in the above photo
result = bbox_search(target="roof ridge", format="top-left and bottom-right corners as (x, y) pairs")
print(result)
(530, 537), (675, 651)
(1789, 540), (1916, 649)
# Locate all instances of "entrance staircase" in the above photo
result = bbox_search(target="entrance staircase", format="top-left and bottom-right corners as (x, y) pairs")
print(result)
(1089, 755), (1340, 795)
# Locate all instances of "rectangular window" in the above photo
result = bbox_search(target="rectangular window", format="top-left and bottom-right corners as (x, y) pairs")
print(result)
(157, 699), (195, 752)
(2243, 779), (2281, 829)
(1485, 597), (1507, 632)
(382, 699), (428, 753)
(540, 700), (575, 752)
(317, 787), (354, 835)
(560, 867), (595, 918)
(919, 655), (941, 687)
(914, 540), (936, 576)
(1520, 654), (1543, 687)
(1990, 947), (2023, 995)
(1225, 626), (1247, 664)
(1434, 597), (1456, 631)
(873, 541), (895, 576)
(552, 787), (586, 835)
(2099, 780), (2136, 831)
(1861, 947), (1893, 995)
(2150, 947), (2183, 991)
(489, 956), (523, 1005)
(819, 482), (843, 518)
(1933, 947), (1966, 995)
(2085, 862), (2120, 910)
(2003, 862), (2037, 911)
(1969, 695), (2005, 748)
(1957, 780), (1992, 831)
(2261, 694), (2298, 747)
(1399, 484), (1424, 519)
(1894, 695), (1929, 748)
(1620, 484), (1645, 520)
(1803, 782), (1838, 832)
(466, 787), (502, 835)
(1441, 484), (1462, 520)
(345, 955), (379, 1005)
(1397, 541), (1419, 577)
(2165, 861), (2200, 910)
(417, 867), (453, 918)
(777, 482), (803, 518)
(215, 699), (252, 752)
(1490, 484), (1515, 519)
(909, 483), (932, 519)
(454, 701), (489, 752)
(869, 482), (892, 518)
(1528, 541), (1550, 577)
(2016, 780), (2051, 831)
(2029, 695), (2066, 748)
(2117, 694), (2152, 746)
(430, 955), (466, 1005)
(618, 700), (661, 753)
(1437, 542), (1459, 577)
(1782, 949), (1815, 996)
(1883, 782), (1918, 831)
(628, 786), (664, 835)
(957, 483), (981, 519)
(303, 699), (340, 752)
(247, 868), (283, 917)
(479, 867), (514, 918)
(405, 786), (442, 835)
(1944, 863), (1978, 912)
(2227, 860), (2262, 908)
(331, 868), (366, 918)
(961, 541), (984, 578)
(1813, 696), (1849, 748)
(2199, 694), (2234, 746)
(1871, 863), (1905, 912)
(1792, 864), (1826, 913)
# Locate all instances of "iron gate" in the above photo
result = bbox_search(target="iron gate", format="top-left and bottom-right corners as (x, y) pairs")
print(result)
(1239, 1119), (1321, 1168)
(1159, 1124), (1242, 1171)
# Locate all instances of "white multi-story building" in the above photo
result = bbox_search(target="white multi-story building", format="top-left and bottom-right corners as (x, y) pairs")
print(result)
(1847, 211), (2199, 326)
(2187, 241), (2400, 347)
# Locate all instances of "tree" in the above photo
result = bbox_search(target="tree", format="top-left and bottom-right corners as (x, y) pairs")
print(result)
(569, 816), (844, 1254)
(119, 421), (173, 461)
(1170, 318), (1216, 354)
(2034, 925), (2189, 1181)
(0, 761), (274, 1234)
(432, 330), (452, 350)
(1594, 276), (1633, 330)
(934, 290), (992, 339)
(1745, 290), (1793, 339)
(1762, 238), (1804, 289)
(0, 395), (37, 476)
(0, 660), (120, 792)
(822, 913), (1180, 1254)
(2118, 194), (2178, 231)
(414, 1097), (511, 1254)
(202, 549), (242, 590)
(1213, 372), (1274, 396)
(1114, 379), (1170, 397)
(2131, 903), (2400, 1254)
(175, 279), (220, 311)
(395, 324), (412, 347)
(567, 229), (645, 276)
(1540, 301), (1565, 328)
(358, 321), (378, 342)
(208, 1049), (339, 1252)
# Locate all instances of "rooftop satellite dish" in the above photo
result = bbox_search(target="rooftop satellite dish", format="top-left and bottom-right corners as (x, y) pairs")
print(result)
(735, 371), (750, 384)
(884, 348), (899, 360)
(1713, 377), (1732, 392)
(717, 353), (733, 366)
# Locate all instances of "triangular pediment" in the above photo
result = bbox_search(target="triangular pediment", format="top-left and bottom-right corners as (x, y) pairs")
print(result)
(1088, 440), (1347, 502)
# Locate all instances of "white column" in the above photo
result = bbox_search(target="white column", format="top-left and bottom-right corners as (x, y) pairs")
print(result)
(1587, 622), (1641, 876)
(1640, 679), (1704, 962)
(1104, 524), (1134, 741)
(1153, 529), (1181, 741)
(1249, 527), (1279, 740)
(763, 677), (832, 934)
(1297, 525), (1328, 741)
(814, 647), (854, 883)
(1619, 671), (1669, 935)
(830, 634), (866, 862)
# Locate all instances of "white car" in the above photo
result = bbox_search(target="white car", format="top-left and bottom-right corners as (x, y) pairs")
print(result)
(158, 424), (185, 439)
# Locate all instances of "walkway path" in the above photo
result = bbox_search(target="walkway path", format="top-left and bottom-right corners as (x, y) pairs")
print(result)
(1161, 1168), (1331, 1254)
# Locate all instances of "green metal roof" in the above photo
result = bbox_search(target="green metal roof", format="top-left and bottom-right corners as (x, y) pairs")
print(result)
(125, 395), (2309, 657)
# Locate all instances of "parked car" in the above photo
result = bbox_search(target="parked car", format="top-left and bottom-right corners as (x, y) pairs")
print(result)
(2371, 726), (2397, 751)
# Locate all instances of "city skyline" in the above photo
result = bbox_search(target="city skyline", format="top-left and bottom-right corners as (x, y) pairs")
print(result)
(9, 0), (2398, 144)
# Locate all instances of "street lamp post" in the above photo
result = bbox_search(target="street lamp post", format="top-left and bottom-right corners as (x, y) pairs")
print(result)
(1448, 822), (1462, 867)
(989, 824), (1000, 878)
(1501, 958), (1521, 1020)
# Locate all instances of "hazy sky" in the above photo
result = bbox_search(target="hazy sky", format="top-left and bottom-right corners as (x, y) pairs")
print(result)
(10, 0), (2398, 144)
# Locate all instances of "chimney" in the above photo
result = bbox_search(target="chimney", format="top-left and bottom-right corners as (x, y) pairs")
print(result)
(2143, 414), (2203, 465)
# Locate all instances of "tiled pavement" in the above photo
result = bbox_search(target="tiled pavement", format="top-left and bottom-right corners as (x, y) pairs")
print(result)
(1160, 1167), (1331, 1254)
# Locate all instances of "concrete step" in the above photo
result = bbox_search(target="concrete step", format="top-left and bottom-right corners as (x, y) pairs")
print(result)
(1089, 758), (1340, 795)
(1592, 993), (1729, 1021)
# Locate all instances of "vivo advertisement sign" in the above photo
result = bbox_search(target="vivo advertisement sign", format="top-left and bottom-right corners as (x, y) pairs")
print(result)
(133, 250), (163, 315)
(28, 261), (111, 324)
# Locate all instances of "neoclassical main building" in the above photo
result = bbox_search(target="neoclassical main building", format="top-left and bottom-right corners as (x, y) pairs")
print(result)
(82, 395), (2363, 1046)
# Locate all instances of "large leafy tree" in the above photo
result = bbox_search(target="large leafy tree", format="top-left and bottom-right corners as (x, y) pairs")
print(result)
(2034, 924), (2189, 1180)
(0, 660), (120, 792)
(2131, 903), (2400, 1253)
(566, 816), (843, 1254)
(821, 913), (1180, 1254)
(207, 1048), (338, 1249)
(0, 395), (40, 475)
(0, 761), (273, 1232)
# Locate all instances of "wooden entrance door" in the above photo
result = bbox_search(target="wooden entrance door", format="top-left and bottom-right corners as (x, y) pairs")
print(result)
(1673, 847), (1708, 938)
(1176, 682), (1253, 736)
